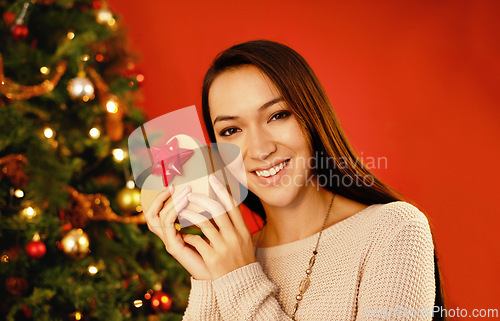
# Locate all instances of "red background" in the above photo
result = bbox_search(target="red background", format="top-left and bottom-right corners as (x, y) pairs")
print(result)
(108, 0), (500, 316)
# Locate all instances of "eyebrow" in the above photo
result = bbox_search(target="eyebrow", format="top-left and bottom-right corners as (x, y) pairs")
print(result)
(212, 97), (284, 125)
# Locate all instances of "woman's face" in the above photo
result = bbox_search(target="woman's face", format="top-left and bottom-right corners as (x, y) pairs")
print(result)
(208, 65), (314, 208)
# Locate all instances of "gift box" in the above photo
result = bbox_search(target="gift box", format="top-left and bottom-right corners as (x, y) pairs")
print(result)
(128, 106), (248, 228)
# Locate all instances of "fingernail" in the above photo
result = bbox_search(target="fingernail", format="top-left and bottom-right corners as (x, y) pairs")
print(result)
(186, 193), (192, 200)
(210, 174), (218, 184)
(167, 185), (174, 193)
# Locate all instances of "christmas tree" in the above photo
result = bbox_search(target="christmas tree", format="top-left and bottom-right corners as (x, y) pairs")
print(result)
(0, 1), (194, 320)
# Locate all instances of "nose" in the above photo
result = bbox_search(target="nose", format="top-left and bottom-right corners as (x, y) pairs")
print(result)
(245, 127), (276, 161)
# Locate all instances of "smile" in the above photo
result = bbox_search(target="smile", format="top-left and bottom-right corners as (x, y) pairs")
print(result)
(254, 159), (290, 178)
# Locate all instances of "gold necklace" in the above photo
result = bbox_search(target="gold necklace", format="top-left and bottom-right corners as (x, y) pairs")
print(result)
(254, 193), (336, 320)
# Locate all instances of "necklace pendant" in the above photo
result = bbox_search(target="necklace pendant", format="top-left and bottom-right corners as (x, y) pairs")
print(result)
(299, 277), (310, 293)
(308, 255), (316, 268)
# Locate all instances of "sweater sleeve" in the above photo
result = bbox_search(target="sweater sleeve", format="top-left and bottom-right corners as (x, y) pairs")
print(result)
(356, 218), (436, 320)
(182, 277), (222, 320)
(211, 262), (295, 321)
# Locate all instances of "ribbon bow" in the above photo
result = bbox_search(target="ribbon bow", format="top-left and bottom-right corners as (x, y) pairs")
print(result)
(151, 137), (194, 187)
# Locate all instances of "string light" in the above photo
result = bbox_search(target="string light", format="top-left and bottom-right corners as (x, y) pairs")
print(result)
(88, 265), (98, 275)
(44, 127), (54, 139)
(40, 66), (50, 75)
(74, 312), (82, 320)
(96, 8), (113, 25)
(89, 127), (100, 139)
(106, 99), (118, 113)
(126, 180), (135, 189)
(21, 206), (37, 219)
(112, 148), (124, 162)
(136, 73), (145, 83)
(133, 300), (143, 308)
(14, 189), (24, 198)
(67, 31), (75, 40)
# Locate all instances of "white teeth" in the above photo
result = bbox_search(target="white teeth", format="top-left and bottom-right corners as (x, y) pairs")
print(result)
(255, 160), (288, 178)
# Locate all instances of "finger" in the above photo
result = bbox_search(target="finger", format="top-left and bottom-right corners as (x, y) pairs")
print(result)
(158, 185), (191, 219)
(144, 187), (174, 235)
(158, 186), (191, 236)
(209, 174), (249, 236)
(159, 198), (183, 251)
(143, 187), (172, 221)
(186, 192), (234, 232)
(172, 185), (192, 213)
(179, 209), (224, 248)
(181, 233), (214, 261)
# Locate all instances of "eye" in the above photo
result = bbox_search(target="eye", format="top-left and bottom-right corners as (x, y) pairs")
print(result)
(269, 110), (291, 122)
(219, 127), (241, 137)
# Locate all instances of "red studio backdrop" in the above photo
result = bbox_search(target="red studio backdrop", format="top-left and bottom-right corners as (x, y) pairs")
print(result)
(108, 0), (500, 316)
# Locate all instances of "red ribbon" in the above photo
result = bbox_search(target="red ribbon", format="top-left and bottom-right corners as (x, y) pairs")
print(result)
(151, 137), (194, 187)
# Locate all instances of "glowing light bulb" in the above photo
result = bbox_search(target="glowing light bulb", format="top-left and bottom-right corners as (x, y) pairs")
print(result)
(106, 100), (118, 113)
(89, 127), (100, 139)
(126, 180), (135, 189)
(14, 189), (24, 198)
(88, 265), (98, 275)
(44, 127), (54, 139)
(134, 300), (143, 308)
(40, 66), (50, 75)
(21, 206), (37, 219)
(96, 8), (113, 24)
(67, 31), (75, 40)
(113, 148), (125, 162)
(74, 312), (82, 320)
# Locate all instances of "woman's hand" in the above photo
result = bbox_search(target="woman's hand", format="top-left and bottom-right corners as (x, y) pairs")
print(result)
(180, 174), (256, 280)
(143, 185), (212, 281)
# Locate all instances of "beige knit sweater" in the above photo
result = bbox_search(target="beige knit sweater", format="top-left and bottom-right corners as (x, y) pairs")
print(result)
(182, 201), (436, 320)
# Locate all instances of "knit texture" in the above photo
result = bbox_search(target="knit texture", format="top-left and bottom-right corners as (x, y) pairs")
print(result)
(182, 201), (436, 320)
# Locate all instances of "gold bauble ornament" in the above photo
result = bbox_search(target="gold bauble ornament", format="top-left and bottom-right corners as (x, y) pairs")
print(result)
(61, 228), (90, 259)
(116, 186), (141, 213)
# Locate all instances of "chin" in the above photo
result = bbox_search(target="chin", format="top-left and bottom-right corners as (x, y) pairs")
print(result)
(248, 182), (301, 209)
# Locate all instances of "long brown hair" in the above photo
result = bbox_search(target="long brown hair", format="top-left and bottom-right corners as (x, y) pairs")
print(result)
(201, 40), (446, 320)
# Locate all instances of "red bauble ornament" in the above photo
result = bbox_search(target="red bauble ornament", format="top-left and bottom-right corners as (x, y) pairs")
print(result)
(11, 23), (29, 41)
(25, 240), (46, 259)
(151, 291), (172, 312)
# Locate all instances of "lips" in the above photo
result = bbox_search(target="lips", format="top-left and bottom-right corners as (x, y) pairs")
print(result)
(254, 159), (290, 178)
(251, 159), (291, 184)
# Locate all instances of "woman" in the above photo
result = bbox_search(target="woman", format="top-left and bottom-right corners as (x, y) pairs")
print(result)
(144, 40), (446, 320)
